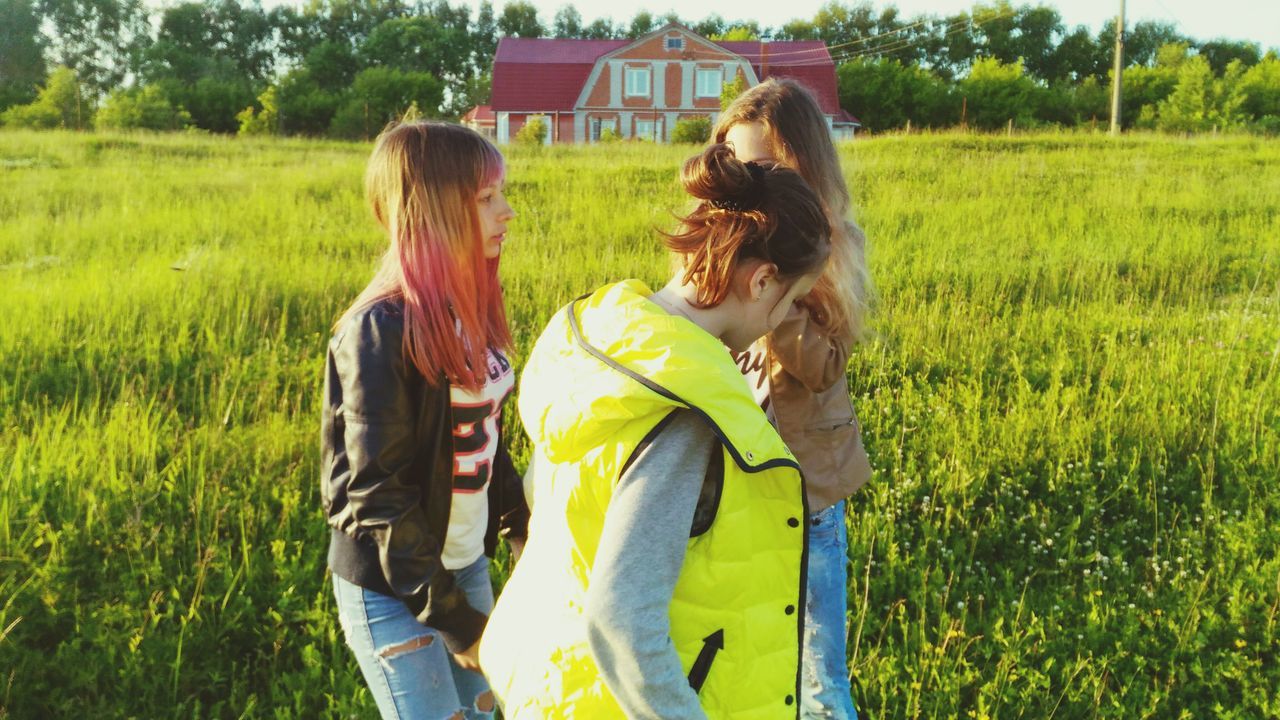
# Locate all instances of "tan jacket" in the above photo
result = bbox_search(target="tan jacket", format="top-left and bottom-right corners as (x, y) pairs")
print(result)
(764, 305), (872, 512)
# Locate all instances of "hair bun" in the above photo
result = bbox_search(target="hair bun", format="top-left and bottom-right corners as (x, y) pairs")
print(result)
(710, 161), (766, 212)
(681, 144), (771, 214)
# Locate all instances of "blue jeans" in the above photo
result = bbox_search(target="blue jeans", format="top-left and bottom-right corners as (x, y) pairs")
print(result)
(802, 500), (859, 719)
(333, 556), (496, 720)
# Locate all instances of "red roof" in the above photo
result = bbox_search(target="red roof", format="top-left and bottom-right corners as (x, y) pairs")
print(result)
(491, 35), (843, 117)
(719, 41), (840, 116)
(496, 38), (626, 63)
(493, 38), (619, 111)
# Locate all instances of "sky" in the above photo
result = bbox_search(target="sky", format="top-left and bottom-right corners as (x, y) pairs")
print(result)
(438, 0), (1280, 52)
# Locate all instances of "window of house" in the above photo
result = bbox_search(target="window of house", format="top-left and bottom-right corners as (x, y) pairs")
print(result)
(635, 118), (664, 141)
(590, 117), (617, 141)
(665, 36), (684, 51)
(696, 68), (722, 98)
(625, 66), (651, 97)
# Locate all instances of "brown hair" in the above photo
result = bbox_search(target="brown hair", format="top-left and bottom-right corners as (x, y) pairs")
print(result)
(338, 121), (511, 391)
(714, 78), (871, 337)
(665, 143), (830, 308)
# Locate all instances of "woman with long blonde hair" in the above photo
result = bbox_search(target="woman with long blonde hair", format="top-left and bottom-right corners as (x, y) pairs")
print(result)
(320, 121), (529, 719)
(715, 78), (873, 719)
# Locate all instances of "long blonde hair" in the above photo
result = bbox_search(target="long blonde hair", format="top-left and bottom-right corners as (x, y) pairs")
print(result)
(714, 78), (871, 339)
(338, 121), (512, 391)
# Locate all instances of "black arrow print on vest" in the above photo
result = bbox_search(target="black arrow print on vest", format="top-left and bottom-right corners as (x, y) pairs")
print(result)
(686, 629), (724, 693)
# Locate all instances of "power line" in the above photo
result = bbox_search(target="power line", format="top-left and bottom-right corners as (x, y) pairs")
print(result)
(679, 6), (1016, 66)
(758, 7), (1017, 68)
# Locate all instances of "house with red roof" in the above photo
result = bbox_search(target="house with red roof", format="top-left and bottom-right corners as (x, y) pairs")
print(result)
(460, 104), (496, 139)
(485, 24), (860, 144)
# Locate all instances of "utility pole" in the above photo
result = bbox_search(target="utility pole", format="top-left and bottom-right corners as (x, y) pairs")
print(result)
(1109, 0), (1126, 135)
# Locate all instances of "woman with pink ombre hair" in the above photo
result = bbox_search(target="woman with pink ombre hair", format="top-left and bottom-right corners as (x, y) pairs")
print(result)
(320, 121), (529, 720)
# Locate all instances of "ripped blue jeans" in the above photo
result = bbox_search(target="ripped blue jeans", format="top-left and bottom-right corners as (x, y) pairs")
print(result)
(802, 500), (860, 719)
(333, 556), (496, 720)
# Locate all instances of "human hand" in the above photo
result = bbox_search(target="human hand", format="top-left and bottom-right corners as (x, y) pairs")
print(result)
(452, 639), (482, 673)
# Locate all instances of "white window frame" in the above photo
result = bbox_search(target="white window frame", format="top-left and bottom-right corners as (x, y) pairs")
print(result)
(635, 117), (664, 141)
(695, 68), (722, 98)
(590, 117), (617, 142)
(665, 36), (684, 51)
(625, 66), (651, 97)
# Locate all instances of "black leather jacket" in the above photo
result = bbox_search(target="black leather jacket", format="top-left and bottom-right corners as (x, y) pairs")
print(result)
(321, 298), (529, 653)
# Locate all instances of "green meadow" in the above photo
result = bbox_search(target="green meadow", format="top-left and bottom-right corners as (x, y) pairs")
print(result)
(1, 129), (1277, 718)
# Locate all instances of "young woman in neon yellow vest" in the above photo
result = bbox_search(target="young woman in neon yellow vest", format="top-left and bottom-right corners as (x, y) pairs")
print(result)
(716, 79), (875, 720)
(480, 144), (831, 719)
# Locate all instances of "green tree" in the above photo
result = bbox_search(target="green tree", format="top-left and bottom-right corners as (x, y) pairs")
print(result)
(36, 0), (152, 100)
(94, 84), (192, 130)
(1239, 55), (1280, 122)
(775, 19), (817, 41)
(498, 0), (543, 38)
(0, 66), (89, 129)
(582, 18), (615, 39)
(671, 116), (711, 143)
(362, 15), (470, 95)
(449, 72), (491, 120)
(627, 10), (654, 39)
(276, 68), (342, 135)
(1155, 55), (1247, 132)
(329, 66), (444, 139)
(937, 11), (980, 78)
(693, 15), (728, 39)
(0, 0), (47, 111)
(959, 56), (1039, 130)
(837, 58), (959, 131)
(1197, 39), (1262, 75)
(1051, 25), (1107, 82)
(142, 1), (282, 132)
(472, 0), (498, 68)
(1121, 20), (1187, 67)
(711, 26), (760, 42)
(810, 1), (877, 49)
(1121, 42), (1188, 128)
(552, 4), (582, 38)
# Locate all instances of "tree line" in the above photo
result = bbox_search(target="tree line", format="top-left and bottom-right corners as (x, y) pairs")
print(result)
(1, 0), (1277, 137)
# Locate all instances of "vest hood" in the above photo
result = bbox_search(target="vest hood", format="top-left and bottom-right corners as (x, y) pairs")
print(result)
(518, 280), (794, 471)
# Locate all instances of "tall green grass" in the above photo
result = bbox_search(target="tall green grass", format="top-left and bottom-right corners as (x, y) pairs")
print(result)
(0, 129), (1276, 718)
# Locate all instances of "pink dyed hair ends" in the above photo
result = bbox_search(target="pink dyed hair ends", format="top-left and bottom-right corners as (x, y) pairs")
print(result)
(340, 121), (511, 391)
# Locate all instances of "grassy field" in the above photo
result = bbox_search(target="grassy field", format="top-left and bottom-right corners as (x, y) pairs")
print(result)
(1, 128), (1277, 719)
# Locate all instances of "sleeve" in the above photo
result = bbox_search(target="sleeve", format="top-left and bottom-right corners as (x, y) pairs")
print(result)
(767, 301), (853, 394)
(488, 424), (531, 542)
(333, 308), (486, 653)
(583, 410), (714, 720)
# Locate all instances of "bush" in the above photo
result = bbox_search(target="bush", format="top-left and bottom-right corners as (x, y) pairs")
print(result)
(671, 116), (711, 143)
(721, 71), (747, 111)
(1, 67), (88, 129)
(599, 126), (620, 143)
(95, 85), (192, 132)
(236, 86), (279, 136)
(515, 115), (548, 146)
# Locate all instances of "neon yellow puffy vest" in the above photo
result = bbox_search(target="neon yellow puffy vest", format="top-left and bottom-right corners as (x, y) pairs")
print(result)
(480, 280), (809, 719)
